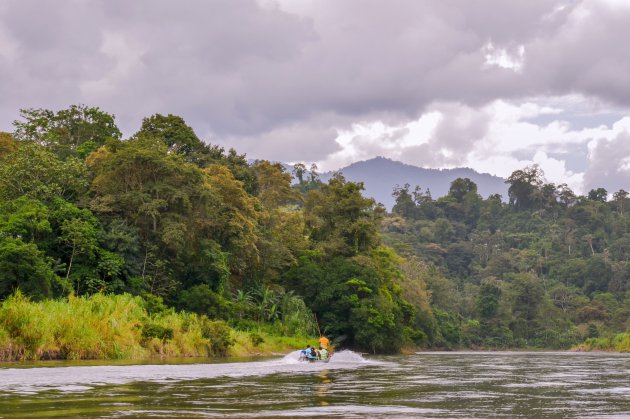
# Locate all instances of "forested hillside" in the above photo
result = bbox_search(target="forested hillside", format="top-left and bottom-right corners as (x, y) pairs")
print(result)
(383, 174), (630, 349)
(0, 106), (428, 355)
(318, 157), (508, 210)
(0, 105), (628, 357)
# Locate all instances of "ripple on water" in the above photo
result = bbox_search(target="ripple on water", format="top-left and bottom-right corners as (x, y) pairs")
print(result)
(1, 351), (630, 417)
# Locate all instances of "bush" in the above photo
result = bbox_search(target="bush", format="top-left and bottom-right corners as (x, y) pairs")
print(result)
(249, 332), (264, 347)
(142, 293), (171, 316)
(200, 317), (234, 356)
(142, 323), (174, 341)
(0, 237), (56, 300)
(177, 284), (233, 319)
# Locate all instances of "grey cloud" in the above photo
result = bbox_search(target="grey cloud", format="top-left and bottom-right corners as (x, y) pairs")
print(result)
(401, 103), (489, 167)
(218, 113), (343, 163)
(526, 2), (630, 106)
(583, 133), (630, 192)
(548, 148), (590, 173)
(1, 0), (629, 167)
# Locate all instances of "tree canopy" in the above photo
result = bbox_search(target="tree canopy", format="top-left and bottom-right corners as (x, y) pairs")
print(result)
(1, 104), (629, 353)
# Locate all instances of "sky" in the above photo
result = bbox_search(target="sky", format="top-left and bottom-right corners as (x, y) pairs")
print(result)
(2, 0), (630, 194)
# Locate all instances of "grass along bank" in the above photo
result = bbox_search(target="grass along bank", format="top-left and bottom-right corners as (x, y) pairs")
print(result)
(574, 333), (630, 353)
(0, 292), (307, 362)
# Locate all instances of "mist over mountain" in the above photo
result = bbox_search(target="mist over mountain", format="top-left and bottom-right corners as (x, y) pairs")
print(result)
(317, 157), (508, 210)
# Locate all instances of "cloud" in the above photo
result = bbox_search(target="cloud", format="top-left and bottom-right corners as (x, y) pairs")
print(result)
(219, 112), (345, 163)
(0, 0), (609, 137)
(583, 121), (630, 192)
(309, 98), (630, 195)
(1, 0), (630, 196)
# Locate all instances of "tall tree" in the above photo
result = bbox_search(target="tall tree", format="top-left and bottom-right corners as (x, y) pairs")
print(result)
(0, 237), (58, 300)
(253, 160), (297, 209)
(135, 113), (205, 156)
(506, 165), (544, 209)
(13, 105), (121, 158)
(305, 173), (383, 257)
(0, 143), (89, 202)
(0, 132), (16, 157)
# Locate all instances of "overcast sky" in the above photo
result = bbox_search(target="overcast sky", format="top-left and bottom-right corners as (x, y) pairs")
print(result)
(2, 0), (630, 193)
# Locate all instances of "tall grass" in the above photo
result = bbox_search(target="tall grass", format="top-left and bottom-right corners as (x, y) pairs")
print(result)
(574, 333), (630, 353)
(0, 292), (235, 361)
(229, 329), (311, 357)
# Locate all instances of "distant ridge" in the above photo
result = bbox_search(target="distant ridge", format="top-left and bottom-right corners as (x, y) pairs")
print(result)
(317, 157), (508, 210)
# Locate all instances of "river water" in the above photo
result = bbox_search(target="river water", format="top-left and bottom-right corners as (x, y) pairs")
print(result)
(0, 351), (629, 418)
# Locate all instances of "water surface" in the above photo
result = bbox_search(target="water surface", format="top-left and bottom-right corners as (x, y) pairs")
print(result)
(0, 351), (628, 417)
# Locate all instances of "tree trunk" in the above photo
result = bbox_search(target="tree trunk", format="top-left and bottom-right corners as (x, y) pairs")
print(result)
(66, 244), (76, 279)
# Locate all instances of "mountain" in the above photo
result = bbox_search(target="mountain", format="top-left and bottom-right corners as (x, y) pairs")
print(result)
(317, 157), (508, 210)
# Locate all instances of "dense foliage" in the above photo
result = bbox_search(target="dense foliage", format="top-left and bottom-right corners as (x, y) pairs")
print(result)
(1, 105), (628, 355)
(0, 106), (427, 355)
(384, 166), (630, 349)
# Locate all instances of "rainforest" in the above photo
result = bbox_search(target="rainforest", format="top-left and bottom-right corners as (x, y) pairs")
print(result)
(0, 105), (628, 361)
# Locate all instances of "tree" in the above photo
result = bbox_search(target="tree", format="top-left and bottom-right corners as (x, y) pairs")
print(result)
(477, 281), (502, 318)
(253, 160), (297, 209)
(292, 163), (307, 184)
(60, 217), (98, 281)
(256, 207), (308, 282)
(392, 184), (417, 219)
(177, 284), (232, 319)
(293, 163), (322, 194)
(202, 164), (261, 275)
(444, 242), (474, 279)
(583, 256), (612, 295)
(613, 189), (629, 215)
(88, 136), (246, 292)
(13, 105), (121, 159)
(0, 132), (16, 157)
(305, 173), (382, 257)
(282, 247), (412, 353)
(0, 237), (58, 300)
(134, 113), (205, 156)
(556, 184), (577, 207)
(509, 273), (545, 341)
(588, 188), (607, 202)
(0, 197), (52, 243)
(478, 194), (503, 233)
(448, 178), (478, 202)
(506, 165), (544, 209)
(0, 142), (89, 202)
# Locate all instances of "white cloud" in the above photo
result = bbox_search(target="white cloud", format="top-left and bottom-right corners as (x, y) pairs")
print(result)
(2, 0), (630, 198)
(317, 112), (442, 170)
(482, 41), (526, 73)
(596, 0), (630, 10)
(310, 96), (630, 195)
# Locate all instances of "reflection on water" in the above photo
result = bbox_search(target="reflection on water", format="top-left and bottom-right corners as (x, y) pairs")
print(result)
(0, 351), (629, 417)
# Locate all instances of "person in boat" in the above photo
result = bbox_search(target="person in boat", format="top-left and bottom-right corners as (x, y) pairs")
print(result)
(319, 346), (329, 361)
(309, 346), (319, 360)
(319, 335), (330, 349)
(299, 345), (312, 360)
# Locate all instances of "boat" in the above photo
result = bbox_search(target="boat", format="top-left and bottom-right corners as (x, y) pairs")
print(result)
(299, 353), (331, 363)
(298, 347), (332, 363)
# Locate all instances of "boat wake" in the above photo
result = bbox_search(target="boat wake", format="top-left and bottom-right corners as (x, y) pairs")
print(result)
(280, 349), (374, 364)
(0, 350), (377, 394)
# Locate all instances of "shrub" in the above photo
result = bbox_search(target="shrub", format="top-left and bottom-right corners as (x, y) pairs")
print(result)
(142, 323), (174, 341)
(249, 332), (264, 347)
(200, 317), (234, 356)
(177, 284), (233, 319)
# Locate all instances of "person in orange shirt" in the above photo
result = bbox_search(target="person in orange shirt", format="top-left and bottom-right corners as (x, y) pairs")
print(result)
(319, 335), (330, 349)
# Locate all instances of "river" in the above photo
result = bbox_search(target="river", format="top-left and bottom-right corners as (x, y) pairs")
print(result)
(0, 351), (629, 417)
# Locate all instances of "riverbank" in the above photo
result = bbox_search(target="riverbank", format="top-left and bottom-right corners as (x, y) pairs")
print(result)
(2, 292), (627, 362)
(573, 333), (630, 352)
(0, 292), (307, 362)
